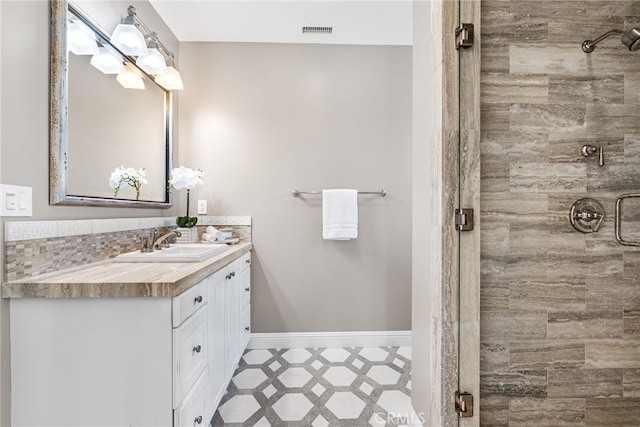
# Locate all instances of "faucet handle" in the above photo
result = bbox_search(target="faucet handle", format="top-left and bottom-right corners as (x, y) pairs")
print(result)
(139, 236), (153, 253)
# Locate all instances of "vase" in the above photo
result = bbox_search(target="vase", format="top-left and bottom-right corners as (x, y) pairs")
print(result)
(176, 189), (198, 228)
(175, 227), (199, 244)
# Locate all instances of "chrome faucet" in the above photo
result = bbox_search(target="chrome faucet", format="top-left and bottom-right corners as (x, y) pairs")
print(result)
(140, 229), (182, 252)
(151, 229), (182, 250)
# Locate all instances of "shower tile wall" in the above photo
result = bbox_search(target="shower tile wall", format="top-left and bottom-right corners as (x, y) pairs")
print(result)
(480, 1), (640, 425)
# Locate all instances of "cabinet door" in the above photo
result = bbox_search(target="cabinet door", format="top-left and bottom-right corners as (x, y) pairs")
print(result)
(173, 305), (208, 407)
(174, 371), (207, 427)
(207, 271), (227, 414)
(238, 263), (251, 353)
(224, 264), (240, 382)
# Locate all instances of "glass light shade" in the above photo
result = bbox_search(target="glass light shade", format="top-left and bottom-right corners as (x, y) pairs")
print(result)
(117, 66), (145, 89)
(110, 24), (148, 56)
(90, 47), (125, 74)
(155, 66), (184, 90)
(136, 48), (168, 75)
(67, 21), (99, 55)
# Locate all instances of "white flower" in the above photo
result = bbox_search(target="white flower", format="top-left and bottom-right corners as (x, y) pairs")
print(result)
(109, 165), (147, 199)
(169, 166), (205, 191)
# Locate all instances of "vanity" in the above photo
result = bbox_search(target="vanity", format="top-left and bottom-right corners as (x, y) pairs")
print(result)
(2, 242), (252, 427)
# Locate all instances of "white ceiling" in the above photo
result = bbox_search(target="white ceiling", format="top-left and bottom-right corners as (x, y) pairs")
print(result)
(148, 1), (413, 46)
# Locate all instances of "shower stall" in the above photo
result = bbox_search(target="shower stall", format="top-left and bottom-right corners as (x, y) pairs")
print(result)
(413, 0), (640, 425)
(479, 1), (640, 425)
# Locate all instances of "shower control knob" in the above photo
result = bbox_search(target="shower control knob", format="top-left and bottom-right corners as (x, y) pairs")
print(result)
(581, 145), (604, 167)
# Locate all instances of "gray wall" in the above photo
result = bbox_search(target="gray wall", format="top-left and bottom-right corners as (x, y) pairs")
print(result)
(0, 1), (179, 423)
(178, 42), (412, 333)
(480, 0), (640, 424)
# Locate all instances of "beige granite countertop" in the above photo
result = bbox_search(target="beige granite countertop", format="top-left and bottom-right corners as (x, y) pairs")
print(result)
(2, 242), (252, 299)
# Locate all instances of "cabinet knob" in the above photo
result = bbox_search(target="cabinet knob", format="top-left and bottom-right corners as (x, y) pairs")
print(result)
(194, 295), (203, 303)
(231, 271), (236, 277)
(245, 287), (250, 292)
(245, 326), (250, 332)
(193, 344), (202, 353)
(245, 259), (251, 264)
(226, 273), (232, 280)
(194, 415), (203, 424)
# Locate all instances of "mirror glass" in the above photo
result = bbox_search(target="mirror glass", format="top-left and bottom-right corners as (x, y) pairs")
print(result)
(50, 0), (172, 208)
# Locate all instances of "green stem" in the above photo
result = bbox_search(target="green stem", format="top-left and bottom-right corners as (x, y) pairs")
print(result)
(186, 190), (190, 218)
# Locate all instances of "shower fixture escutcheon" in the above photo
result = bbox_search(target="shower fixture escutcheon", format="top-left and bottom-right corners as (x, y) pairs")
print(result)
(581, 144), (604, 166)
(570, 198), (605, 233)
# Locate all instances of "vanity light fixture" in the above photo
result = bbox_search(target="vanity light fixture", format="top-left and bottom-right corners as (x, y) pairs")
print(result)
(90, 46), (125, 74)
(110, 6), (148, 57)
(117, 64), (145, 89)
(136, 33), (168, 75)
(154, 54), (184, 90)
(67, 21), (99, 55)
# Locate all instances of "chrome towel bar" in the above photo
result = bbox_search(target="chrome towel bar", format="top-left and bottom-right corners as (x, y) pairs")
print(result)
(291, 189), (387, 198)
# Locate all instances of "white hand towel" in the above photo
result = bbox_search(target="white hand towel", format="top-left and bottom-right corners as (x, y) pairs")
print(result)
(205, 226), (225, 241)
(322, 189), (358, 240)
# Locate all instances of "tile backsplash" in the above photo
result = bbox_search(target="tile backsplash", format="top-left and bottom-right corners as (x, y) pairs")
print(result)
(4, 216), (251, 281)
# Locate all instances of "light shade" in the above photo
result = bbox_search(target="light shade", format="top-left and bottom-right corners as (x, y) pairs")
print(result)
(155, 66), (183, 90)
(67, 21), (99, 55)
(137, 48), (168, 75)
(117, 65), (145, 89)
(90, 47), (125, 74)
(110, 24), (148, 56)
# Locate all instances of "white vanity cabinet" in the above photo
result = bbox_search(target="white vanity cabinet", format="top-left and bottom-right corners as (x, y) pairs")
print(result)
(7, 248), (252, 427)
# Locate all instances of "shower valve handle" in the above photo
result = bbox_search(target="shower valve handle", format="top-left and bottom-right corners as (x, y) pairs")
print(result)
(581, 144), (604, 167)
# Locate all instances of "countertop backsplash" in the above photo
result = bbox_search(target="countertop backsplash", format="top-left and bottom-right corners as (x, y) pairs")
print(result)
(4, 216), (251, 282)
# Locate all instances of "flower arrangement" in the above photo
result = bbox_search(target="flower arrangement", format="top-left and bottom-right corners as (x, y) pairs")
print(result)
(109, 166), (147, 200)
(169, 166), (205, 228)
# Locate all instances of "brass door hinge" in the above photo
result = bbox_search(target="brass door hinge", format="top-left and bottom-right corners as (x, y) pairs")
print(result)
(455, 391), (474, 418)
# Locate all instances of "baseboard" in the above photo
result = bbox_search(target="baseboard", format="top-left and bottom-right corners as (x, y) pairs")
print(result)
(247, 330), (411, 349)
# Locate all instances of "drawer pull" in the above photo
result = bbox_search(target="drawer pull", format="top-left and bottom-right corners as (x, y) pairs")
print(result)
(231, 271), (236, 277)
(245, 287), (250, 292)
(194, 415), (203, 424)
(246, 259), (251, 264)
(193, 344), (202, 353)
(245, 326), (250, 332)
(226, 273), (232, 280)
(194, 295), (203, 304)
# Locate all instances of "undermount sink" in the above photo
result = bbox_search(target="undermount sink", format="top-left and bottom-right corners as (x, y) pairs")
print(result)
(113, 244), (230, 263)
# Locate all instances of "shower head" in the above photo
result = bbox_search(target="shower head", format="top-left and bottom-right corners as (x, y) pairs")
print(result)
(582, 28), (640, 53)
(622, 28), (640, 51)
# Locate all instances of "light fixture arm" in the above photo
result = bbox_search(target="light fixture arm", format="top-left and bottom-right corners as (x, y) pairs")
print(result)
(125, 5), (176, 61)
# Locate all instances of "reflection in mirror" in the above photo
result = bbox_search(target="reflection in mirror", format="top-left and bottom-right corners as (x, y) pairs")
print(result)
(50, 0), (172, 208)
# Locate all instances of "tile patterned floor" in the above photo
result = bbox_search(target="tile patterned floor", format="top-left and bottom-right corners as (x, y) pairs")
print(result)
(210, 346), (418, 427)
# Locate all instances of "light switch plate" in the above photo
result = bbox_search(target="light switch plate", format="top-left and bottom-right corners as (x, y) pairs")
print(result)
(197, 199), (208, 215)
(1, 184), (32, 217)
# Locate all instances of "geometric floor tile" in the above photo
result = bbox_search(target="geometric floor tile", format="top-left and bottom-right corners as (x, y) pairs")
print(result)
(321, 347), (351, 362)
(397, 346), (411, 360)
(282, 348), (313, 363)
(272, 393), (313, 421)
(322, 366), (357, 386)
(359, 347), (389, 362)
(277, 367), (313, 388)
(232, 368), (268, 389)
(218, 395), (261, 423)
(377, 390), (414, 417)
(211, 346), (413, 426)
(367, 365), (402, 385)
(312, 414), (330, 427)
(243, 349), (273, 365)
(325, 391), (366, 419)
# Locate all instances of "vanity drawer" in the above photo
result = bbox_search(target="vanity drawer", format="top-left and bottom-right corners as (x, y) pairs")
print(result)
(173, 280), (207, 328)
(173, 305), (208, 407)
(174, 370), (207, 427)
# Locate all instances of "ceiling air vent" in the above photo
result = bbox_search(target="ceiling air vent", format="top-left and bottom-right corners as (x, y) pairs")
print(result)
(302, 26), (333, 34)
